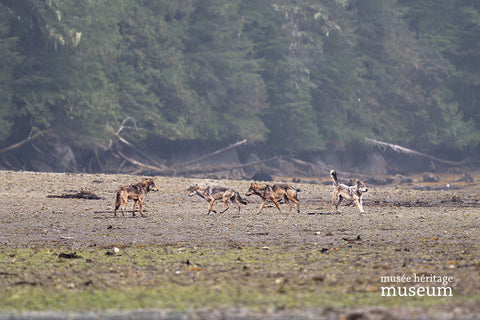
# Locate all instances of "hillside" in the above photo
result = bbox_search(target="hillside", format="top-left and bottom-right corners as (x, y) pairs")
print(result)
(1, 0), (479, 172)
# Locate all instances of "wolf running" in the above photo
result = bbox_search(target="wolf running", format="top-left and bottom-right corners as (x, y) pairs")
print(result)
(112, 170), (369, 216)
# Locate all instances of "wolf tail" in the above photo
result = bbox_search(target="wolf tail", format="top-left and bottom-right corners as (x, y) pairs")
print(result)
(330, 170), (339, 186)
(234, 191), (248, 205)
(114, 190), (121, 211)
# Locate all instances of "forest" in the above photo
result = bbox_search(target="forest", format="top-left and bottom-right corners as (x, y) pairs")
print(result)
(1, 0), (480, 172)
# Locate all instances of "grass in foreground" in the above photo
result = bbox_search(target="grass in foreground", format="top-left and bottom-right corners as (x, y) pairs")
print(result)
(0, 244), (477, 312)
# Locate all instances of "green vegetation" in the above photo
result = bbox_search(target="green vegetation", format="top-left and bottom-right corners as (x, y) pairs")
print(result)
(0, 245), (476, 312)
(1, 0), (479, 158)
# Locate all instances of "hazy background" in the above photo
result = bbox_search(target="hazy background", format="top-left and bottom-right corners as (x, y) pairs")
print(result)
(1, 0), (479, 177)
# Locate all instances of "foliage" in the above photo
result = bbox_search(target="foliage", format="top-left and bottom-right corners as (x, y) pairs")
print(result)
(0, 7), (19, 141)
(0, 0), (479, 161)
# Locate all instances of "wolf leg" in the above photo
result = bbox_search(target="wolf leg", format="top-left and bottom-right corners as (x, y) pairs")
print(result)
(256, 199), (266, 214)
(132, 200), (137, 216)
(272, 198), (282, 213)
(208, 200), (217, 214)
(219, 198), (230, 213)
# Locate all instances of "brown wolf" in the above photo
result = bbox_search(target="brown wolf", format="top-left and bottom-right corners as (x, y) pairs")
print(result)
(245, 182), (300, 214)
(114, 178), (158, 217)
(188, 184), (248, 214)
(330, 170), (368, 213)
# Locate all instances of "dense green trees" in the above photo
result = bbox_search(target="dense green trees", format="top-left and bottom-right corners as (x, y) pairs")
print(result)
(0, 0), (479, 164)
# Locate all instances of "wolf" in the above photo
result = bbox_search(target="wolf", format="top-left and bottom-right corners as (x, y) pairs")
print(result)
(245, 182), (300, 214)
(188, 184), (248, 214)
(330, 170), (368, 213)
(114, 178), (158, 217)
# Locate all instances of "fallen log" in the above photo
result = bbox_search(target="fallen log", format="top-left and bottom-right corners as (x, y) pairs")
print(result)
(0, 129), (44, 154)
(47, 190), (102, 200)
(364, 137), (471, 166)
(115, 149), (165, 172)
(174, 139), (247, 168)
(114, 149), (282, 176)
(168, 155), (282, 176)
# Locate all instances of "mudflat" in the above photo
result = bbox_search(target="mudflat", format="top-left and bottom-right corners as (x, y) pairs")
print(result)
(0, 170), (479, 319)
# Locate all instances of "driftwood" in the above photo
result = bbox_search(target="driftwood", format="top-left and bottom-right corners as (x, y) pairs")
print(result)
(113, 134), (257, 176)
(364, 137), (468, 166)
(111, 118), (164, 168)
(115, 149), (165, 172)
(110, 119), (254, 175)
(164, 155), (283, 176)
(175, 139), (247, 168)
(47, 190), (102, 200)
(0, 129), (44, 154)
(113, 137), (281, 176)
(117, 150), (282, 176)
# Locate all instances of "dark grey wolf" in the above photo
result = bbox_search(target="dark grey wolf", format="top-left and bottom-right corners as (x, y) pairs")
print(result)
(114, 178), (158, 217)
(245, 182), (300, 214)
(188, 184), (248, 214)
(330, 170), (368, 213)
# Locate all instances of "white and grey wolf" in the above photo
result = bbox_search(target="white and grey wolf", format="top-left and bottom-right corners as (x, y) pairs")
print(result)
(330, 170), (368, 213)
(245, 182), (300, 214)
(114, 178), (158, 217)
(188, 184), (248, 214)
